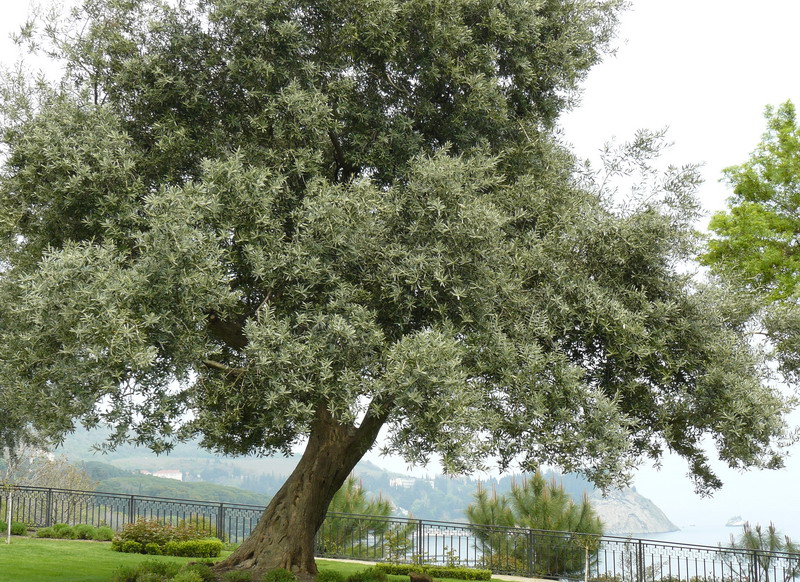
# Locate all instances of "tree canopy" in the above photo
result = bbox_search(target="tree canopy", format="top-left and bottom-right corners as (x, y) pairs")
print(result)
(702, 100), (800, 381)
(703, 101), (800, 301)
(0, 0), (794, 576)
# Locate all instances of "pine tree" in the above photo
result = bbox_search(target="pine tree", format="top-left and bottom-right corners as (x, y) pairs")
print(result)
(466, 472), (602, 576)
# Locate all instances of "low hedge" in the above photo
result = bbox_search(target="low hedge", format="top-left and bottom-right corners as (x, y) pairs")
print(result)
(374, 563), (492, 581)
(0, 521), (27, 536)
(113, 536), (222, 558)
(35, 523), (114, 541)
(164, 539), (224, 558)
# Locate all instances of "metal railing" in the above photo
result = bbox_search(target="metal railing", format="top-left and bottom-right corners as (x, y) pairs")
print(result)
(4, 484), (800, 582)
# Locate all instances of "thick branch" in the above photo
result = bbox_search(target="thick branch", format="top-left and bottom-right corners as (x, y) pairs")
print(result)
(202, 359), (247, 377)
(207, 311), (248, 350)
(328, 130), (358, 183)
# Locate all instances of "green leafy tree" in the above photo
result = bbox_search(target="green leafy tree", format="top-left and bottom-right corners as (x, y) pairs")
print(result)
(703, 101), (800, 301)
(702, 100), (800, 380)
(0, 0), (794, 577)
(721, 522), (800, 582)
(466, 472), (602, 576)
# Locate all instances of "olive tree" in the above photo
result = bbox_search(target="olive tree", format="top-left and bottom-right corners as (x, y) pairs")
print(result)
(0, 0), (794, 577)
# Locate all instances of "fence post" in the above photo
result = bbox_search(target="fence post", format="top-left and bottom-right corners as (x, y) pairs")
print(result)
(45, 488), (53, 527)
(416, 519), (424, 564)
(752, 550), (760, 582)
(217, 503), (225, 540)
(128, 495), (136, 524)
(637, 539), (644, 582)
(527, 529), (534, 577)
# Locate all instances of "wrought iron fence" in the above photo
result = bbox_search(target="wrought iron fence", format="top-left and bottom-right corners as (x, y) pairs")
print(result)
(4, 484), (800, 582)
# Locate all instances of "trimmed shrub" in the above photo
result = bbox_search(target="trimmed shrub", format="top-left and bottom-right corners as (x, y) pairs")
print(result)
(163, 538), (224, 558)
(115, 519), (174, 547)
(174, 572), (205, 582)
(144, 542), (163, 555)
(73, 524), (98, 540)
(317, 571), (345, 582)
(374, 564), (492, 581)
(426, 567), (491, 581)
(94, 526), (115, 541)
(345, 567), (389, 582)
(53, 525), (76, 539)
(263, 569), (296, 582)
(11, 522), (27, 536)
(121, 540), (144, 553)
(1, 521), (28, 536)
(36, 527), (56, 538)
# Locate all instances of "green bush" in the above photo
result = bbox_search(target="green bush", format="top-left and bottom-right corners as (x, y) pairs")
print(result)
(163, 538), (224, 558)
(317, 571), (345, 582)
(73, 524), (98, 540)
(427, 567), (491, 581)
(94, 526), (115, 541)
(374, 564), (492, 581)
(263, 568), (296, 582)
(111, 565), (140, 582)
(115, 519), (174, 547)
(174, 572), (205, 582)
(121, 540), (144, 553)
(180, 563), (217, 582)
(223, 572), (253, 582)
(35, 527), (55, 538)
(0, 521), (28, 536)
(143, 560), (182, 578)
(112, 559), (184, 581)
(53, 525), (76, 539)
(111, 517), (223, 556)
(11, 521), (27, 536)
(345, 567), (388, 582)
(176, 517), (217, 541)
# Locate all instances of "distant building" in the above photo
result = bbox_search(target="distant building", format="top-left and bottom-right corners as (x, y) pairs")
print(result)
(153, 470), (184, 481)
(389, 477), (417, 489)
(139, 469), (184, 481)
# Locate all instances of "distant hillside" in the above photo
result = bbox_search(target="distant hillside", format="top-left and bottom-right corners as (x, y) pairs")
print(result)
(97, 474), (270, 506)
(58, 430), (675, 532)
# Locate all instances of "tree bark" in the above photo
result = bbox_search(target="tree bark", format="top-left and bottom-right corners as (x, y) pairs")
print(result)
(214, 406), (387, 580)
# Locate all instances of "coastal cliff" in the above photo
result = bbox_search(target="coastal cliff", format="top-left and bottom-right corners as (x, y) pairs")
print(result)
(590, 488), (678, 534)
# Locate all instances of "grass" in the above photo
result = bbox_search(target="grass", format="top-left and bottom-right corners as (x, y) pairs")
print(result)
(0, 536), (227, 582)
(0, 537), (511, 582)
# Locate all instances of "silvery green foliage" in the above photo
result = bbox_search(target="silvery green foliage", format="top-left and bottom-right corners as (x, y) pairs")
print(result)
(0, 0), (792, 493)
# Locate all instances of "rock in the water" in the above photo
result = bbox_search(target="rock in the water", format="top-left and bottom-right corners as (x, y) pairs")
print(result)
(590, 488), (678, 535)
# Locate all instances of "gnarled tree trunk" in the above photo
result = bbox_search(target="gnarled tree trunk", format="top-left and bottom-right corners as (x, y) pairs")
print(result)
(214, 406), (387, 579)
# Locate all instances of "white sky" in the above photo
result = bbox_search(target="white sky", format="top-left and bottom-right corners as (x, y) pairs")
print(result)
(3, 0), (800, 536)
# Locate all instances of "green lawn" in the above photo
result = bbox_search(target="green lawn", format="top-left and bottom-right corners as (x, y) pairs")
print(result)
(0, 537), (508, 582)
(0, 536), (221, 582)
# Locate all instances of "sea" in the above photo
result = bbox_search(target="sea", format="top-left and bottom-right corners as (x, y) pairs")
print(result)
(635, 524), (800, 548)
